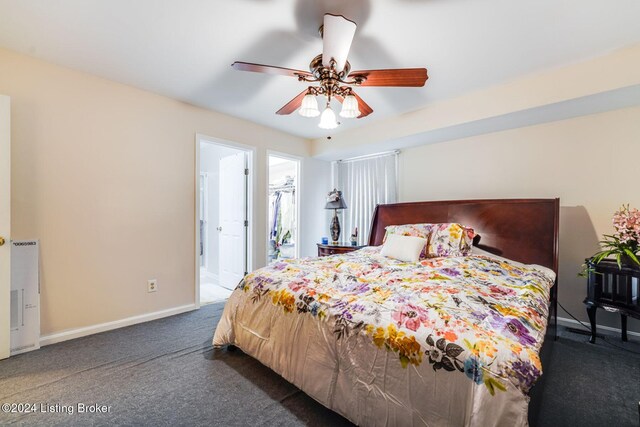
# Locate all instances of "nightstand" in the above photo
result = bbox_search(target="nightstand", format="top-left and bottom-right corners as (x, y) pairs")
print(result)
(584, 258), (640, 343)
(317, 242), (365, 257)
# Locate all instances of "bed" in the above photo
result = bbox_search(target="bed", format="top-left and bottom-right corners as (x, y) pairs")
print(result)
(213, 198), (559, 426)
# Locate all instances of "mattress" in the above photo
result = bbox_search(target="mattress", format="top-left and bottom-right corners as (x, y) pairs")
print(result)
(213, 246), (556, 426)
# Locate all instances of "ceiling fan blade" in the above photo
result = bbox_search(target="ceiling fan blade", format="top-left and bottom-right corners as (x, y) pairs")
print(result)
(231, 61), (312, 79)
(348, 68), (428, 87)
(322, 14), (357, 73)
(351, 92), (373, 118)
(276, 89), (309, 115)
(335, 92), (373, 119)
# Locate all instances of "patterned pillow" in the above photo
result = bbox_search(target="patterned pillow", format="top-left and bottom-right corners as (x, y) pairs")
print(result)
(383, 224), (434, 258)
(427, 223), (475, 257)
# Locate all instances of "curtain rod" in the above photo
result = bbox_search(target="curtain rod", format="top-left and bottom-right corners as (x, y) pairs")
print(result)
(337, 150), (400, 163)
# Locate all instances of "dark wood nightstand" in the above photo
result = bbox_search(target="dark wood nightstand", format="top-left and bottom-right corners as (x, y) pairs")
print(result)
(317, 242), (365, 257)
(584, 258), (640, 343)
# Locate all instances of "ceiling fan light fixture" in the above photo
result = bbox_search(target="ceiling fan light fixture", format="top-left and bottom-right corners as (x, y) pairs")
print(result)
(339, 94), (360, 118)
(298, 94), (320, 117)
(318, 104), (338, 129)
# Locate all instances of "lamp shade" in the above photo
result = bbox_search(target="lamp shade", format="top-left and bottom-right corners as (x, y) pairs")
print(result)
(325, 189), (347, 210)
(339, 94), (360, 118)
(299, 94), (320, 117)
(318, 104), (338, 129)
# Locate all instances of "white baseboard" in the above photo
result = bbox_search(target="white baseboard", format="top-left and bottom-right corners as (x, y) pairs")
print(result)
(40, 304), (198, 347)
(557, 316), (640, 340)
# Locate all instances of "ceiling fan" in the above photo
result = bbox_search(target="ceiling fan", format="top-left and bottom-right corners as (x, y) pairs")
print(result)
(231, 14), (428, 130)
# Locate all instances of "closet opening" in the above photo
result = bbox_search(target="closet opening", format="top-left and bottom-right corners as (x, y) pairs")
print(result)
(196, 136), (253, 305)
(267, 154), (300, 264)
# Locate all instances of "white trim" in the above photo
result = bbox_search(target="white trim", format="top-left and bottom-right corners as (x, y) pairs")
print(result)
(195, 134), (255, 308)
(557, 316), (640, 340)
(0, 95), (10, 360)
(40, 304), (197, 347)
(266, 150), (302, 263)
(194, 136), (201, 309)
(337, 150), (400, 163)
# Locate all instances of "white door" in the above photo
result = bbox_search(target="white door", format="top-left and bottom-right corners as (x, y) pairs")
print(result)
(0, 95), (11, 360)
(218, 152), (246, 290)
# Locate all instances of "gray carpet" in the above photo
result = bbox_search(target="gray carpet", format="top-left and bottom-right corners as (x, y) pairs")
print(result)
(0, 303), (638, 426)
(534, 326), (640, 427)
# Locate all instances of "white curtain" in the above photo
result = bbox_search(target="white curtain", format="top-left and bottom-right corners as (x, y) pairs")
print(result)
(334, 152), (398, 245)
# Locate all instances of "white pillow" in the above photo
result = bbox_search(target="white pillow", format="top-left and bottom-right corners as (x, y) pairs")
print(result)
(380, 234), (427, 262)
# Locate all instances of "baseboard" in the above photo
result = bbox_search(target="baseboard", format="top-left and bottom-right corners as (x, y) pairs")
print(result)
(40, 304), (198, 347)
(557, 316), (640, 340)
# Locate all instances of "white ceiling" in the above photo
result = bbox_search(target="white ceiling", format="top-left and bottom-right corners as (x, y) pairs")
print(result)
(0, 0), (639, 139)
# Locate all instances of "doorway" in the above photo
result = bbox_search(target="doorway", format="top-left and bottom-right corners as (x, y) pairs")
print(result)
(197, 137), (252, 305)
(267, 153), (300, 264)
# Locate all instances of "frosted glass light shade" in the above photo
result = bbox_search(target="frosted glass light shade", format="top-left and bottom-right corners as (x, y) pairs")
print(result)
(299, 94), (320, 117)
(318, 105), (338, 129)
(339, 94), (360, 118)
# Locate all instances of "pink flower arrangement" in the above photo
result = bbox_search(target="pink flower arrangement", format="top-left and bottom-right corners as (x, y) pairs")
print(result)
(588, 204), (640, 269)
(612, 204), (640, 249)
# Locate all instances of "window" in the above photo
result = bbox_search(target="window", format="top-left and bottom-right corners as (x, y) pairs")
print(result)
(333, 151), (398, 245)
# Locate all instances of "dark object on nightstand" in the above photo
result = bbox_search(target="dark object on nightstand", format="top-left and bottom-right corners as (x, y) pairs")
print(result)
(317, 242), (364, 257)
(584, 258), (640, 343)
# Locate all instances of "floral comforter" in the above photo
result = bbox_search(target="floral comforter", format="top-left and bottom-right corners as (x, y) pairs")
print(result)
(213, 247), (555, 426)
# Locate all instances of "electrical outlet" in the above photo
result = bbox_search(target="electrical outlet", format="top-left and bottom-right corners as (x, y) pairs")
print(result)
(147, 279), (158, 293)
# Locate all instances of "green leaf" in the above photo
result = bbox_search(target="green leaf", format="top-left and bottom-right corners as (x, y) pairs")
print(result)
(484, 378), (495, 396)
(623, 248), (640, 265)
(492, 377), (506, 392)
(399, 355), (409, 369)
(484, 377), (507, 396)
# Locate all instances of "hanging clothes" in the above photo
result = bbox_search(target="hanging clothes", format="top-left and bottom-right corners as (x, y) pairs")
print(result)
(270, 191), (282, 240)
(268, 176), (296, 261)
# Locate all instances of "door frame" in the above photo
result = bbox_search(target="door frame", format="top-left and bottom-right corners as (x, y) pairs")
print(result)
(195, 134), (255, 308)
(0, 95), (10, 359)
(266, 150), (302, 264)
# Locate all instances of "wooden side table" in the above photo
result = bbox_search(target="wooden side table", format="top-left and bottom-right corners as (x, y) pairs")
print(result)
(317, 242), (365, 257)
(584, 258), (640, 343)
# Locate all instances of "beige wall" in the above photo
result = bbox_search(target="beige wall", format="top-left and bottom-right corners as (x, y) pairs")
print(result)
(399, 106), (640, 333)
(0, 47), (329, 337)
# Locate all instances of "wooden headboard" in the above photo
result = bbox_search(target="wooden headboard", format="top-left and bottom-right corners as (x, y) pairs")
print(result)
(368, 198), (560, 273)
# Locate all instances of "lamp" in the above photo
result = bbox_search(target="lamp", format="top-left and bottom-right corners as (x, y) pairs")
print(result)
(299, 93), (320, 117)
(339, 94), (360, 118)
(325, 189), (347, 243)
(318, 103), (338, 129)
